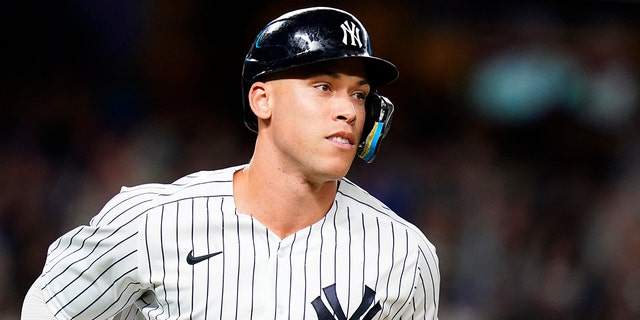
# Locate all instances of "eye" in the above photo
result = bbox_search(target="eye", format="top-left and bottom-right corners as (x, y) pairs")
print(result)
(315, 83), (331, 92)
(354, 91), (366, 101)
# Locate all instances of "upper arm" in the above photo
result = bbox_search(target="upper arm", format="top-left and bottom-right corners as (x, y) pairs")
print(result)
(40, 220), (148, 319)
(415, 239), (441, 319)
(22, 277), (57, 320)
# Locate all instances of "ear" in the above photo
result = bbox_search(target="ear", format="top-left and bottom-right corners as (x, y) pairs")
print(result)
(248, 82), (272, 122)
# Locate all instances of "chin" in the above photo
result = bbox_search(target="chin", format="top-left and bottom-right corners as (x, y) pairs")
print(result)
(323, 161), (353, 180)
(310, 153), (355, 179)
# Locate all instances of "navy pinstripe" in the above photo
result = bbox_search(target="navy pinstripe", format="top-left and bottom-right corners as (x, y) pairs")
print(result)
(37, 164), (440, 319)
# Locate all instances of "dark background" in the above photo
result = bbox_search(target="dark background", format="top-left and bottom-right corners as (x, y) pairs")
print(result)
(2, 1), (640, 318)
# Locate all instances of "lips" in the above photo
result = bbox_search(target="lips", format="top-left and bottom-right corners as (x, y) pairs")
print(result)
(328, 136), (352, 145)
(326, 130), (356, 147)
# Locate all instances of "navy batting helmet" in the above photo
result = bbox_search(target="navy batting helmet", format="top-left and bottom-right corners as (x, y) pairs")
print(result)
(241, 6), (398, 162)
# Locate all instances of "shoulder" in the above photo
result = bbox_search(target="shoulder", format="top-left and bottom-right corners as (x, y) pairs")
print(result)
(338, 178), (440, 282)
(338, 178), (437, 250)
(337, 177), (391, 214)
(90, 165), (243, 226)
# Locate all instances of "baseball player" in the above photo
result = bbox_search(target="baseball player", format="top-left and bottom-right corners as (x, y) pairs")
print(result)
(22, 6), (440, 319)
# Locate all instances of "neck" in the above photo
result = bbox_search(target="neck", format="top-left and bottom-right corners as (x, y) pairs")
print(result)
(233, 161), (338, 239)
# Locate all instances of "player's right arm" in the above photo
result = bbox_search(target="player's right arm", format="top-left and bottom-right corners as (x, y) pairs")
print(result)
(22, 277), (56, 319)
(34, 184), (162, 319)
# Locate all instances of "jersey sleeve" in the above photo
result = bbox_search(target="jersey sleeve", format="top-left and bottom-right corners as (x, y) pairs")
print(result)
(39, 185), (159, 319)
(414, 238), (441, 319)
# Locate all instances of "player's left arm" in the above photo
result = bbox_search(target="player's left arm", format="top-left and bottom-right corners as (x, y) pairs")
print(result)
(408, 237), (441, 319)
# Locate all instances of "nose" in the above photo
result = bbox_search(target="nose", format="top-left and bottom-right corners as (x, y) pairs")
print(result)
(333, 95), (357, 124)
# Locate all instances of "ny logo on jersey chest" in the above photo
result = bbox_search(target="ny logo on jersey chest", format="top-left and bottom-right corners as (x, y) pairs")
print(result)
(311, 284), (381, 320)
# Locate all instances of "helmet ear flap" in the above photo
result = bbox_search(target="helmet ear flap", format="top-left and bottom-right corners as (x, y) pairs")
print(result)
(357, 93), (394, 163)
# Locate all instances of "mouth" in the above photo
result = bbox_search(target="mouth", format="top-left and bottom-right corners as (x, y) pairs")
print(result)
(327, 133), (355, 146)
(328, 136), (351, 145)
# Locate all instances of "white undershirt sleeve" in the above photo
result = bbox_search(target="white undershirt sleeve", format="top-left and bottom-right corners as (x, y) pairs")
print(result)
(21, 277), (57, 320)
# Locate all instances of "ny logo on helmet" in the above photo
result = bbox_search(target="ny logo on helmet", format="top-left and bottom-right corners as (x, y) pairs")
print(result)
(340, 20), (362, 48)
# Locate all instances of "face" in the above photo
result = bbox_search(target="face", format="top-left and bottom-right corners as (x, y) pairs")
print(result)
(249, 58), (371, 183)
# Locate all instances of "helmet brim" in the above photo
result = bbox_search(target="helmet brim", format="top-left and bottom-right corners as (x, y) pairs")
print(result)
(251, 55), (399, 89)
(360, 56), (399, 88)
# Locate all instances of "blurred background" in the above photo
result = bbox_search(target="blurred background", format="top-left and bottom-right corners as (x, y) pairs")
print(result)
(1, 0), (639, 319)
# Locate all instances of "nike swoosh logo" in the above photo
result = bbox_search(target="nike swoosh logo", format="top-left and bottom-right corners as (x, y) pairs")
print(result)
(186, 250), (222, 265)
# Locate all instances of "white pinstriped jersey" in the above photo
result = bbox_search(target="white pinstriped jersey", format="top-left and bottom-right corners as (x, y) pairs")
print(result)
(39, 164), (440, 319)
